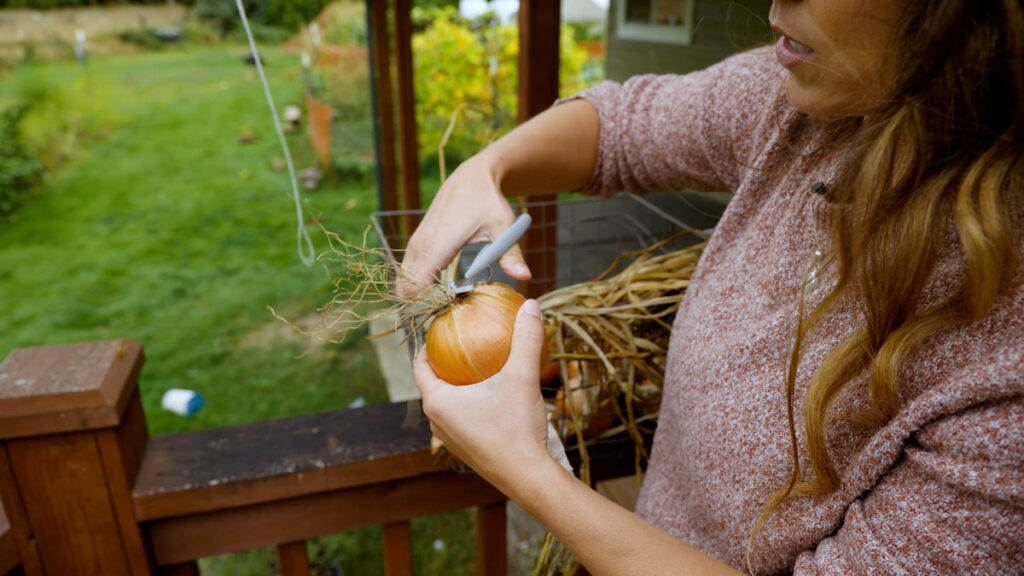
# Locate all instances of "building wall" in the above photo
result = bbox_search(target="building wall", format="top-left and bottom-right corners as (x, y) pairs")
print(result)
(604, 0), (772, 81)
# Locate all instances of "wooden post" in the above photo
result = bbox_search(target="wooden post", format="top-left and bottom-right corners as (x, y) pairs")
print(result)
(393, 0), (422, 239)
(368, 0), (398, 215)
(477, 502), (507, 576)
(382, 520), (413, 576)
(0, 340), (153, 575)
(518, 0), (562, 298)
(0, 507), (20, 574)
(276, 540), (310, 576)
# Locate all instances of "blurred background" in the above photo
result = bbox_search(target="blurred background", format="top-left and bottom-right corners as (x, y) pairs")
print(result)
(0, 0), (774, 571)
(0, 0), (608, 573)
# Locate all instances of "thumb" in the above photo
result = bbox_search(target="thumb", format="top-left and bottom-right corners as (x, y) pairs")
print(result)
(501, 299), (545, 384)
(498, 243), (532, 282)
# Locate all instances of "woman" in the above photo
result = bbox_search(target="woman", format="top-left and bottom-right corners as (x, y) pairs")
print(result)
(401, 0), (1024, 573)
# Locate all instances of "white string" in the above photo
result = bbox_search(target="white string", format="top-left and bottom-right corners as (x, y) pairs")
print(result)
(234, 0), (315, 266)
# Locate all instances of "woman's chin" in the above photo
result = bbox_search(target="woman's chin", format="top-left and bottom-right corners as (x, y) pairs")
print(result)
(783, 76), (871, 119)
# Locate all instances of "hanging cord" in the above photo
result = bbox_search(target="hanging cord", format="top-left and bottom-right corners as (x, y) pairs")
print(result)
(234, 0), (316, 266)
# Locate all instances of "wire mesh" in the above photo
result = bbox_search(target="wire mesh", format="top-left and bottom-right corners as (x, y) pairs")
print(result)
(370, 191), (724, 469)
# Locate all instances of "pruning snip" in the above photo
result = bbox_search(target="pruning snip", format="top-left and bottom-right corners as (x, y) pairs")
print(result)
(448, 212), (532, 294)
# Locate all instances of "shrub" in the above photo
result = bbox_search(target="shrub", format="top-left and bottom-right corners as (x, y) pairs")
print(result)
(321, 1), (368, 46)
(15, 73), (129, 172)
(411, 8), (592, 166)
(195, 0), (331, 35)
(116, 28), (168, 50)
(265, 0), (333, 32)
(0, 105), (44, 217)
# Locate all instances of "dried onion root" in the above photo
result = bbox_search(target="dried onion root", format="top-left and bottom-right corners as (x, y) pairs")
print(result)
(269, 224), (456, 348)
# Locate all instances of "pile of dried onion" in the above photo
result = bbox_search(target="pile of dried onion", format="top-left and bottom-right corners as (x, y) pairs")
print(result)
(532, 234), (707, 576)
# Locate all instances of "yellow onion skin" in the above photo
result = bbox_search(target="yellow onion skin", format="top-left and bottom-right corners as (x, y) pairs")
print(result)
(425, 282), (527, 385)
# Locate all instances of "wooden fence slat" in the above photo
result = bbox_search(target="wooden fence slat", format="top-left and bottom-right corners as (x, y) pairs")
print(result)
(382, 521), (412, 576)
(96, 392), (154, 575)
(0, 505), (21, 576)
(0, 446), (42, 575)
(277, 540), (310, 576)
(6, 433), (131, 575)
(476, 502), (507, 576)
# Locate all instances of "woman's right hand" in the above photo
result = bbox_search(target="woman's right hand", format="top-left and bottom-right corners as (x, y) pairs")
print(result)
(396, 152), (532, 300)
(395, 99), (600, 300)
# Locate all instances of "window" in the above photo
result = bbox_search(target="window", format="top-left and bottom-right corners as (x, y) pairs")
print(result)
(616, 0), (696, 45)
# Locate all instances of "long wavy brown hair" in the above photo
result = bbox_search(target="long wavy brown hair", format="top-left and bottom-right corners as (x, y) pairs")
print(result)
(750, 0), (1024, 568)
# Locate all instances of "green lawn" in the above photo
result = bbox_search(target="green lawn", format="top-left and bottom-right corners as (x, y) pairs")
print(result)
(1, 45), (388, 433)
(0, 43), (468, 575)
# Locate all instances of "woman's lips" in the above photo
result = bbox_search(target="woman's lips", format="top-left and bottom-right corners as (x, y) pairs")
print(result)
(774, 34), (814, 69)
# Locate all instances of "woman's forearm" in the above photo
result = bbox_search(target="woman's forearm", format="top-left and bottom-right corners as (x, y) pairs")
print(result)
(507, 457), (744, 576)
(479, 99), (600, 198)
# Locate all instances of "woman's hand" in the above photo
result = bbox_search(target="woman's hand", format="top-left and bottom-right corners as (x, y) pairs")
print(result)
(397, 155), (532, 301)
(416, 300), (742, 576)
(395, 99), (600, 301)
(414, 298), (550, 491)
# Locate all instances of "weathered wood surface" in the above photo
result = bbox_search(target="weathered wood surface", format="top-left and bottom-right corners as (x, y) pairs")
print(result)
(97, 392), (154, 575)
(0, 339), (151, 575)
(0, 507), (19, 576)
(276, 540), (310, 576)
(7, 432), (132, 575)
(145, 469), (504, 565)
(0, 339), (142, 439)
(133, 401), (450, 521)
(0, 446), (43, 574)
(382, 521), (413, 576)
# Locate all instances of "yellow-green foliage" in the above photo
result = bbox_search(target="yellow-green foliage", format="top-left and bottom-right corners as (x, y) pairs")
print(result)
(412, 9), (594, 164)
(15, 72), (130, 171)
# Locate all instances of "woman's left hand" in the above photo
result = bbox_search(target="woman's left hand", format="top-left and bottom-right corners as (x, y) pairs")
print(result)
(416, 300), (743, 576)
(414, 299), (551, 491)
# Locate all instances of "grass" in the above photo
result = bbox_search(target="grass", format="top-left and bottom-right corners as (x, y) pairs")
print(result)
(0, 45), (386, 433)
(0, 41), (465, 574)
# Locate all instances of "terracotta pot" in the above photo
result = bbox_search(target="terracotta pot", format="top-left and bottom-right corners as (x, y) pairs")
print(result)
(305, 94), (332, 169)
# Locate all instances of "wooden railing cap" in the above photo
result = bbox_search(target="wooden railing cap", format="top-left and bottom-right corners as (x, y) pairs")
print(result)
(0, 339), (143, 439)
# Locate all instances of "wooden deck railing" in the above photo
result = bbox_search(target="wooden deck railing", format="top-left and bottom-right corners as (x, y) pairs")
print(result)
(0, 339), (635, 575)
(0, 508), (17, 575)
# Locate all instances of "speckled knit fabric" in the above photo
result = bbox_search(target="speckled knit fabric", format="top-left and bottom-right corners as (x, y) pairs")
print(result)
(569, 47), (1024, 574)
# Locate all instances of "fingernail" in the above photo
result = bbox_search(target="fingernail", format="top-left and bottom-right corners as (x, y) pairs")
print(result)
(512, 262), (531, 277)
(521, 299), (541, 319)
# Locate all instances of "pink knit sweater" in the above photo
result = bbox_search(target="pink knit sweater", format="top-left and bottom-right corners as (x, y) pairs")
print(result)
(572, 47), (1024, 574)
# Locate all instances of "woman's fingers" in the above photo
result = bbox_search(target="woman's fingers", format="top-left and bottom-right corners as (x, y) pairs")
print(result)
(413, 298), (549, 476)
(498, 243), (532, 282)
(413, 346), (447, 421)
(398, 208), (528, 300)
(501, 299), (545, 387)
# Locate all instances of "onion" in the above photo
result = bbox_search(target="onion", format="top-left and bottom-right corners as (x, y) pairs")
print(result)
(426, 282), (542, 385)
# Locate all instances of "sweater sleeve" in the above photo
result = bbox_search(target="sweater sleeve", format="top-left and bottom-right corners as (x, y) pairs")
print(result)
(791, 359), (1024, 574)
(563, 46), (784, 197)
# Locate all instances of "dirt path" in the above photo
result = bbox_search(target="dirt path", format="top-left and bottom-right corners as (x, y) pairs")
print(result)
(0, 4), (188, 61)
